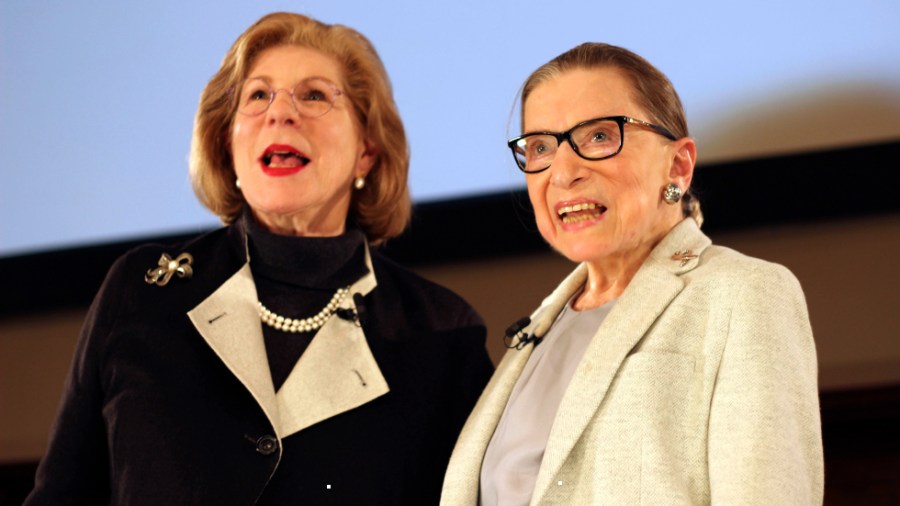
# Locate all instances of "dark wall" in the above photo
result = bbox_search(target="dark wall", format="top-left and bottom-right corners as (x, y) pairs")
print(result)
(2, 140), (899, 317)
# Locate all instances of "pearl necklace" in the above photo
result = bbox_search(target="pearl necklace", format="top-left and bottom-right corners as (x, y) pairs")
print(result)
(258, 286), (350, 333)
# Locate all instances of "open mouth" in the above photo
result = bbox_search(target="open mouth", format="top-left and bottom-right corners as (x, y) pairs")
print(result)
(261, 150), (310, 169)
(557, 202), (607, 224)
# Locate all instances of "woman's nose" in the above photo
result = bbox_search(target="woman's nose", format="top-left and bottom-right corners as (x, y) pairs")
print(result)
(266, 90), (300, 125)
(549, 142), (588, 188)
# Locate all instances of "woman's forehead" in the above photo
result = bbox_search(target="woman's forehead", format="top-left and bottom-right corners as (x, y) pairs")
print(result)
(246, 44), (344, 83)
(523, 68), (641, 129)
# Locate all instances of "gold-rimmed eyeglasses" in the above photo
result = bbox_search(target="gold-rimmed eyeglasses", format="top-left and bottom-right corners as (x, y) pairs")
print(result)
(234, 77), (343, 118)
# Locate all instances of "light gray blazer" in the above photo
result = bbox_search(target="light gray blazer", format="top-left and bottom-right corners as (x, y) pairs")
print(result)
(442, 219), (823, 505)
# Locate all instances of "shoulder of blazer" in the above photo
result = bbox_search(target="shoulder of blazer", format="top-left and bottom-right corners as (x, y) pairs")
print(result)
(101, 225), (243, 312)
(689, 241), (802, 293)
(368, 248), (486, 330)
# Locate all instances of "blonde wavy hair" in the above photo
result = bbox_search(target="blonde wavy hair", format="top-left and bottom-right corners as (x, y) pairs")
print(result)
(189, 12), (411, 243)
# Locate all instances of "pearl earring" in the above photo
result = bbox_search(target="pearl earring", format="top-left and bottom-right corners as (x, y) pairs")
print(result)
(663, 183), (682, 205)
(236, 179), (242, 189)
(353, 177), (366, 190)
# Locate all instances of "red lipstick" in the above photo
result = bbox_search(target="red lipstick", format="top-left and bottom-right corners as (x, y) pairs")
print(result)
(258, 144), (310, 176)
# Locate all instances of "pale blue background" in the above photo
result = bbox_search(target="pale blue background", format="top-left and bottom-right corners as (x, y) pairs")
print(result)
(2, 0), (899, 256)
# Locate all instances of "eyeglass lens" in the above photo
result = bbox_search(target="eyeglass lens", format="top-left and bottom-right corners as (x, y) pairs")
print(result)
(237, 77), (339, 118)
(512, 118), (622, 172)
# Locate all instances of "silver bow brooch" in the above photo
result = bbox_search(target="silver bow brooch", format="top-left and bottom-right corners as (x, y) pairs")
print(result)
(144, 252), (194, 286)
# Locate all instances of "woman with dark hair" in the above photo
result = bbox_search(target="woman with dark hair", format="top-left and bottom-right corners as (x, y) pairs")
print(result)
(442, 43), (823, 505)
(27, 12), (492, 505)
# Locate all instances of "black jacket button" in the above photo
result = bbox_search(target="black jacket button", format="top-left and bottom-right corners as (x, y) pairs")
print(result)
(255, 435), (278, 456)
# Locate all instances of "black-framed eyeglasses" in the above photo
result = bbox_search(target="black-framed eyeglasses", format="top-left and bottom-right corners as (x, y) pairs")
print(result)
(234, 77), (343, 118)
(507, 116), (677, 173)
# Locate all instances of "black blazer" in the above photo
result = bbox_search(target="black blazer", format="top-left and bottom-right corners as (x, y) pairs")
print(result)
(26, 223), (493, 505)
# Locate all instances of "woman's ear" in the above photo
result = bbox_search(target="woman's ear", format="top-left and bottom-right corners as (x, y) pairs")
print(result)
(669, 136), (697, 190)
(356, 138), (378, 178)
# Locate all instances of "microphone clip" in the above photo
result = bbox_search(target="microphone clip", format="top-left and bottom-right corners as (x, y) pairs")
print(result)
(503, 316), (538, 350)
(335, 293), (367, 328)
(335, 307), (360, 326)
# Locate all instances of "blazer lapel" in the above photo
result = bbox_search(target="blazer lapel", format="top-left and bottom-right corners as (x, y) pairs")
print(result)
(532, 219), (711, 501)
(187, 244), (388, 440)
(442, 340), (536, 503)
(276, 247), (389, 437)
(187, 263), (281, 436)
(442, 265), (588, 504)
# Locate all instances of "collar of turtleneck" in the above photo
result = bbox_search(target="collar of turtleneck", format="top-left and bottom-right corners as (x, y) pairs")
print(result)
(239, 209), (369, 290)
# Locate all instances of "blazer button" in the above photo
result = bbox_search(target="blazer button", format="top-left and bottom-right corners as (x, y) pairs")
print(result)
(255, 435), (278, 456)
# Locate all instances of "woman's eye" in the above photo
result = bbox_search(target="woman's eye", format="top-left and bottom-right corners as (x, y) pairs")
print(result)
(301, 88), (328, 101)
(586, 125), (615, 143)
(243, 86), (271, 102)
(530, 141), (550, 156)
(591, 131), (608, 142)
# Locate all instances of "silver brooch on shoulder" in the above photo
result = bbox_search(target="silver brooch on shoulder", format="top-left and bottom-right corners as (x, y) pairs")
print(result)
(144, 252), (194, 286)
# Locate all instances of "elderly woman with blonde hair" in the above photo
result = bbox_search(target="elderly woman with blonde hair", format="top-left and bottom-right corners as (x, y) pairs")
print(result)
(27, 12), (492, 505)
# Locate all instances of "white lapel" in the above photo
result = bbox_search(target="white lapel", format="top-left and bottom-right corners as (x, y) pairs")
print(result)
(276, 247), (388, 437)
(531, 219), (711, 501)
(187, 243), (389, 441)
(187, 263), (280, 435)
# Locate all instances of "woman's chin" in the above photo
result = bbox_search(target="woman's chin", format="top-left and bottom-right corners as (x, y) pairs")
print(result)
(552, 240), (609, 264)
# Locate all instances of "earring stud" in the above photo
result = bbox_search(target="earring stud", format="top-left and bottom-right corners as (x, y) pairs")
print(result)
(353, 177), (366, 190)
(663, 183), (682, 204)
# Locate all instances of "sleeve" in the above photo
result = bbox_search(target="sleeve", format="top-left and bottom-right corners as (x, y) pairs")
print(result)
(24, 257), (128, 505)
(448, 322), (494, 434)
(431, 289), (494, 432)
(425, 322), (492, 504)
(707, 263), (824, 504)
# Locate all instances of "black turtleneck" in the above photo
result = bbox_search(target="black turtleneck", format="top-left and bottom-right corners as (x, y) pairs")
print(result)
(242, 211), (369, 391)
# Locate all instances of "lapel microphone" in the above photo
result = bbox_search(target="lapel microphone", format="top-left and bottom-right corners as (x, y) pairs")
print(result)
(335, 293), (368, 327)
(352, 293), (368, 325)
(503, 316), (538, 350)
